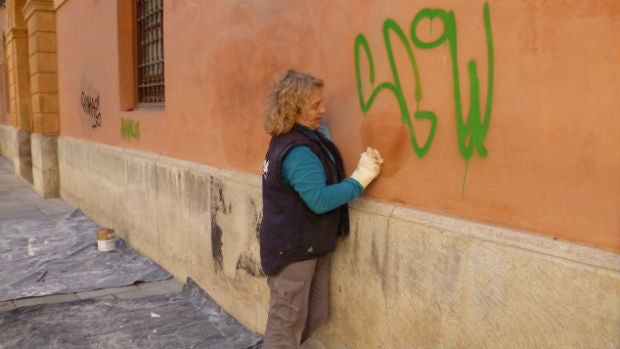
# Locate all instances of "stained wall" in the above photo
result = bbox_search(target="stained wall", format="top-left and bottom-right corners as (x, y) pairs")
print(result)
(57, 136), (620, 349)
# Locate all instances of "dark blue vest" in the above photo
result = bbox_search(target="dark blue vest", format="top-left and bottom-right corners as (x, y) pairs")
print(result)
(259, 124), (350, 275)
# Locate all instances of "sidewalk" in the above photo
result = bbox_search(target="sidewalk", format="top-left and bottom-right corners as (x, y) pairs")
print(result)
(0, 155), (183, 311)
(0, 156), (73, 220)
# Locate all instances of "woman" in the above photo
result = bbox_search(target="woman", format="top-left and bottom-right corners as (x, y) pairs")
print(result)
(260, 69), (383, 348)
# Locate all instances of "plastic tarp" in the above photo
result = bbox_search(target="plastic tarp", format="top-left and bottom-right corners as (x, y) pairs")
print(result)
(0, 209), (171, 301)
(0, 278), (263, 349)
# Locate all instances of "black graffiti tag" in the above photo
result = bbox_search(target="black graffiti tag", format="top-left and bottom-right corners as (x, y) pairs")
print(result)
(81, 92), (102, 128)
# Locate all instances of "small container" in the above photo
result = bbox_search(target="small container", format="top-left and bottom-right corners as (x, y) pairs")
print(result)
(97, 227), (116, 252)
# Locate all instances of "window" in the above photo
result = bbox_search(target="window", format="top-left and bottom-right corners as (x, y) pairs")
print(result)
(136, 0), (164, 104)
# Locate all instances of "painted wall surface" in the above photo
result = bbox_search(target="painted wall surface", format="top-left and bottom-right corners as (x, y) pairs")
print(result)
(55, 0), (620, 255)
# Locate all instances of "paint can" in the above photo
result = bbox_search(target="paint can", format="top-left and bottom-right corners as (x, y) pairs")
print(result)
(97, 228), (116, 252)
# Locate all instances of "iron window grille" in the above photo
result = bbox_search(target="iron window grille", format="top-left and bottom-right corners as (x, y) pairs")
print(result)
(137, 0), (164, 104)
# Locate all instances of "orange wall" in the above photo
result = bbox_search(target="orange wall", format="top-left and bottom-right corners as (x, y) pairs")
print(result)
(56, 0), (620, 252)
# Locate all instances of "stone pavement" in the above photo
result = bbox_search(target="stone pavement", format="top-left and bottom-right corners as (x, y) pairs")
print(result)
(0, 155), (183, 311)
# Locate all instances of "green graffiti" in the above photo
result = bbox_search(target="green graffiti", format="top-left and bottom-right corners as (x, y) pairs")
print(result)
(355, 20), (437, 157)
(354, 2), (494, 192)
(121, 118), (140, 140)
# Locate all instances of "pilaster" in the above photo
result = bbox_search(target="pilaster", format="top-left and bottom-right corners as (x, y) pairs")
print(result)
(4, 0), (33, 183)
(4, 27), (30, 131)
(23, 0), (59, 195)
(24, 0), (58, 136)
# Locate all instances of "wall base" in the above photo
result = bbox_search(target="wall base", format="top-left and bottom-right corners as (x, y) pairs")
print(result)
(0, 125), (33, 184)
(57, 136), (620, 349)
(31, 133), (59, 198)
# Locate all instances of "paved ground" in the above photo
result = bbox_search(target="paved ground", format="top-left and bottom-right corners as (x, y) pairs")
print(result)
(0, 156), (73, 220)
(0, 155), (183, 311)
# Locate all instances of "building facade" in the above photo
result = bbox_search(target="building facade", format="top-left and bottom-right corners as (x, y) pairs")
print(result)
(0, 1), (619, 348)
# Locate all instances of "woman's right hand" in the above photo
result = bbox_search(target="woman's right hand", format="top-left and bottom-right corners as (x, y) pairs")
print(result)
(350, 147), (383, 189)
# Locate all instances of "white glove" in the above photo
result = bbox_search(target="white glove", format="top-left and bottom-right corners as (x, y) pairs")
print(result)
(350, 147), (383, 189)
(367, 147), (384, 164)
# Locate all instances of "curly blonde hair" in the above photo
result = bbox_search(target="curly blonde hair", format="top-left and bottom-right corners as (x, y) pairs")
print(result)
(263, 69), (324, 136)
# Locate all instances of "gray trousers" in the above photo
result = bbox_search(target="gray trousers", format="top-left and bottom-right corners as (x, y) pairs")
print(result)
(262, 255), (331, 349)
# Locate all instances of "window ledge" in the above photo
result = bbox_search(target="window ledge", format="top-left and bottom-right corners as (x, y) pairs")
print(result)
(126, 103), (165, 112)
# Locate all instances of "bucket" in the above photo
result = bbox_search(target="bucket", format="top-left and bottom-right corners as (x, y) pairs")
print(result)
(97, 227), (116, 252)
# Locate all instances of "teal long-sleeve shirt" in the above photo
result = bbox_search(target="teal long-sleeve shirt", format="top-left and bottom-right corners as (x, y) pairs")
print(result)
(282, 126), (363, 214)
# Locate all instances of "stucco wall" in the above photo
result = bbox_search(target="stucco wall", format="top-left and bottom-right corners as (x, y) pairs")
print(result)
(54, 0), (620, 252)
(58, 136), (620, 349)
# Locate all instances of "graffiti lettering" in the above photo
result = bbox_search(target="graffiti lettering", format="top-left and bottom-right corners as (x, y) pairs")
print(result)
(355, 19), (437, 157)
(120, 118), (140, 140)
(354, 2), (494, 192)
(80, 92), (102, 128)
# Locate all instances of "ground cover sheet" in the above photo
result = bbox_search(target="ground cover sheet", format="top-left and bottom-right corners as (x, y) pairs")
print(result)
(0, 279), (262, 349)
(0, 209), (171, 301)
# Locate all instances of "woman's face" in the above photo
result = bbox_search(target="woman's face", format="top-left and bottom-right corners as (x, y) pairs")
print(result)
(296, 87), (326, 130)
